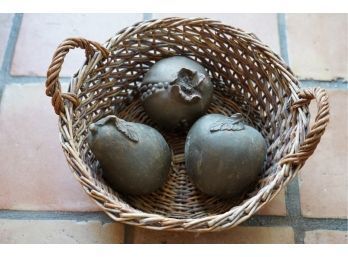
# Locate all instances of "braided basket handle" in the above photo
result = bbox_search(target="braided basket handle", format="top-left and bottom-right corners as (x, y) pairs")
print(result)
(45, 37), (109, 115)
(280, 88), (330, 166)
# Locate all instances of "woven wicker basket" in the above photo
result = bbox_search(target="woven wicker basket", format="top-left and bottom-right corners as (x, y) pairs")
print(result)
(45, 17), (329, 232)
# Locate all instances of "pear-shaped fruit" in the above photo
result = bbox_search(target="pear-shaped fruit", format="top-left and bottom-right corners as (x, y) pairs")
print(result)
(87, 115), (171, 195)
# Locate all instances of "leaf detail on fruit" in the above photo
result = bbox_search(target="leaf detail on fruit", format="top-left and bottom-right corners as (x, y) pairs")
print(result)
(115, 118), (139, 143)
(210, 114), (245, 133)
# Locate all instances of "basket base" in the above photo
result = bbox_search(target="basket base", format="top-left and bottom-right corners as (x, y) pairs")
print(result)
(103, 90), (267, 219)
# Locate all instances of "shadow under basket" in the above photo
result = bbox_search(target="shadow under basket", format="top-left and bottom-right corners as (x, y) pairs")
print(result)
(45, 17), (329, 232)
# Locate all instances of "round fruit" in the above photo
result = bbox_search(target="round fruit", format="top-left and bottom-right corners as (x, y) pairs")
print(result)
(87, 115), (171, 195)
(141, 56), (213, 130)
(185, 113), (267, 198)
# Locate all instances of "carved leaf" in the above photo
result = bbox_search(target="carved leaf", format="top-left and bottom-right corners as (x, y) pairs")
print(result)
(209, 122), (224, 132)
(115, 119), (139, 143)
(210, 116), (245, 133)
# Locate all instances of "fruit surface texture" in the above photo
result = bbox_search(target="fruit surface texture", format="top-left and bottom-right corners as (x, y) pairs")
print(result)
(87, 115), (171, 195)
(141, 56), (213, 130)
(185, 113), (267, 198)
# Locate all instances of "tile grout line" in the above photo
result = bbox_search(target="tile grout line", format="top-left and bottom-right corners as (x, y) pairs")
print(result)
(0, 209), (346, 230)
(277, 13), (309, 244)
(0, 210), (112, 224)
(300, 79), (348, 89)
(0, 13), (23, 103)
(244, 214), (347, 231)
(285, 178), (306, 243)
(277, 13), (289, 65)
(124, 225), (135, 243)
(0, 14), (23, 74)
(300, 218), (348, 232)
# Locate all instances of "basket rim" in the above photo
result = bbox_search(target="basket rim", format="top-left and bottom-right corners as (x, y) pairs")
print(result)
(48, 17), (327, 232)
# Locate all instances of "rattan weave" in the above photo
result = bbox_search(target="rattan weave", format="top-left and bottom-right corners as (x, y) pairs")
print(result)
(45, 17), (329, 232)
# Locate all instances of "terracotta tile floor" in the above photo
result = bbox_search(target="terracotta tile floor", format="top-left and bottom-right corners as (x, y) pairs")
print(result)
(0, 13), (347, 244)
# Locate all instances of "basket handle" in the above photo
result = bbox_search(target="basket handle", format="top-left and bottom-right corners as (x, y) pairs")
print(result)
(45, 37), (109, 115)
(280, 88), (329, 166)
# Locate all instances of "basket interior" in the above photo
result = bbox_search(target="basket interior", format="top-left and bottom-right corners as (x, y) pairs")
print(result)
(68, 20), (307, 219)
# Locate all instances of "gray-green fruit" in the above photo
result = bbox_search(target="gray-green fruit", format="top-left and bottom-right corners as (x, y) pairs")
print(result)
(185, 113), (267, 198)
(87, 115), (171, 195)
(141, 56), (214, 130)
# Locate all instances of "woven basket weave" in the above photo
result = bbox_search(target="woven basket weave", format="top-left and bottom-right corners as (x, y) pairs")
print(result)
(45, 17), (329, 232)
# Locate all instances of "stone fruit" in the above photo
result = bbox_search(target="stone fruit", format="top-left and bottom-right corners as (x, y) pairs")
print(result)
(140, 56), (214, 130)
(87, 115), (171, 195)
(185, 113), (267, 198)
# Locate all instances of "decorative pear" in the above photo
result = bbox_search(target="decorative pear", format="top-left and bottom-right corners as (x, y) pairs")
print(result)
(185, 113), (267, 198)
(140, 56), (214, 130)
(87, 115), (171, 195)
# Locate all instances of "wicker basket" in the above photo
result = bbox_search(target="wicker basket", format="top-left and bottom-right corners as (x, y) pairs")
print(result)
(45, 17), (329, 232)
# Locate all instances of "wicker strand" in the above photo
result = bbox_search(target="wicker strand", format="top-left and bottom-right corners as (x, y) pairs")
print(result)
(280, 88), (330, 165)
(45, 37), (109, 115)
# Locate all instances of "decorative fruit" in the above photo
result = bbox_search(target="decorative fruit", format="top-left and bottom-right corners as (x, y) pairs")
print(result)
(87, 115), (171, 195)
(140, 56), (214, 130)
(185, 113), (267, 198)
